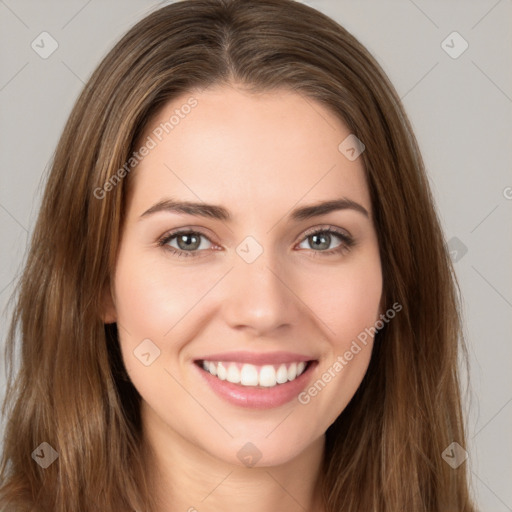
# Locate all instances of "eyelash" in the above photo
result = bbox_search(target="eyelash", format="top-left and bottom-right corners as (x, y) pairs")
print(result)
(157, 226), (355, 259)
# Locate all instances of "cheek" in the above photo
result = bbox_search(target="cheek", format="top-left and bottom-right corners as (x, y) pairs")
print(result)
(113, 246), (204, 338)
(303, 256), (383, 347)
(294, 252), (382, 420)
(113, 269), (170, 360)
(111, 244), (228, 382)
(111, 247), (209, 407)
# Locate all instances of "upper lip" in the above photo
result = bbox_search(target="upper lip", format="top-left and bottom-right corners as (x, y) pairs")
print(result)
(195, 351), (316, 365)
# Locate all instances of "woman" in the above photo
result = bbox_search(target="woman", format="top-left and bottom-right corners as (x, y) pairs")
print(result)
(0, 0), (477, 510)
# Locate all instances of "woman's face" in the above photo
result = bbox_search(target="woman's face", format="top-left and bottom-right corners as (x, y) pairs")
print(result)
(106, 85), (383, 467)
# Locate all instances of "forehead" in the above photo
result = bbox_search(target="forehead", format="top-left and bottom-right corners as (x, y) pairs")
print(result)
(127, 85), (370, 219)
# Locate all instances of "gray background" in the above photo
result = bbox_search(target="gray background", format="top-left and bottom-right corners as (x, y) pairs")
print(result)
(0, 0), (511, 510)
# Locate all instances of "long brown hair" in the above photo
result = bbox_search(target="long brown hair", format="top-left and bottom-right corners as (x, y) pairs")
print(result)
(1, 0), (476, 510)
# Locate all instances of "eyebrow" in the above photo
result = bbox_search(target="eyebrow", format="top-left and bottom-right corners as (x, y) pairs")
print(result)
(139, 197), (369, 222)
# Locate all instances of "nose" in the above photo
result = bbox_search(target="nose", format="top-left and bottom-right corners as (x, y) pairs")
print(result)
(221, 251), (302, 337)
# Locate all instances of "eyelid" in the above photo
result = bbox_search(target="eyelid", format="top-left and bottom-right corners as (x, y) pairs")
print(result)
(157, 224), (355, 257)
(299, 223), (352, 241)
(158, 226), (217, 243)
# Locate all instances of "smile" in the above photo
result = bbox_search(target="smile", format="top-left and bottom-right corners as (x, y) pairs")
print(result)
(193, 355), (318, 409)
(198, 360), (310, 388)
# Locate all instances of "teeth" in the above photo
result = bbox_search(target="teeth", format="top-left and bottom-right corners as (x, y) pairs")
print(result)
(276, 364), (289, 384)
(207, 361), (217, 376)
(259, 365), (276, 387)
(227, 363), (241, 384)
(200, 360), (309, 388)
(216, 362), (227, 380)
(288, 362), (297, 381)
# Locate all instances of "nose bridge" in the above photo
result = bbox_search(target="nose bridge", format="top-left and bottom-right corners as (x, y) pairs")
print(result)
(221, 241), (299, 334)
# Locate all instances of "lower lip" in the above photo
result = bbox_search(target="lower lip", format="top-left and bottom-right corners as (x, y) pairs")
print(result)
(193, 361), (318, 409)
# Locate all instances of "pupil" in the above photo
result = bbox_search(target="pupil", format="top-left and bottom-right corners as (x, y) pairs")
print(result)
(178, 233), (199, 250)
(311, 233), (329, 250)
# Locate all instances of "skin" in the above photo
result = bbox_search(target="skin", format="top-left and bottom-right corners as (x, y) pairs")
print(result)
(103, 84), (383, 512)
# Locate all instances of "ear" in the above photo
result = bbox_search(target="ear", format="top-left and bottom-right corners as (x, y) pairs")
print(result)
(100, 279), (117, 324)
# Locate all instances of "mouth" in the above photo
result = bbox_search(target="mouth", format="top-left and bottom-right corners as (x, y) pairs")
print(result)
(193, 357), (319, 409)
(194, 359), (315, 388)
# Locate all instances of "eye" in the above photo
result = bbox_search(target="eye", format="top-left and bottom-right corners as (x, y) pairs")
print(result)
(297, 226), (355, 256)
(158, 229), (214, 257)
(157, 226), (355, 259)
